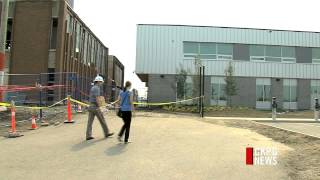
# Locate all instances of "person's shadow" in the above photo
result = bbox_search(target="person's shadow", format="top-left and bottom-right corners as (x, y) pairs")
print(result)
(71, 138), (105, 152)
(105, 143), (127, 156)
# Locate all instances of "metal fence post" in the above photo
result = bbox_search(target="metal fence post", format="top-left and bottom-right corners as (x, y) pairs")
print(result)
(199, 66), (202, 115)
(315, 98), (319, 121)
(202, 66), (205, 118)
(39, 74), (43, 120)
(272, 97), (277, 121)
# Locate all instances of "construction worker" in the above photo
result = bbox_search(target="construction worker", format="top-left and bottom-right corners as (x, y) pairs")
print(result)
(86, 75), (114, 140)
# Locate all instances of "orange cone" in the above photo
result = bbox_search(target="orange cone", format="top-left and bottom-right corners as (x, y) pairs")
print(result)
(8, 100), (23, 138)
(29, 114), (38, 130)
(64, 95), (75, 123)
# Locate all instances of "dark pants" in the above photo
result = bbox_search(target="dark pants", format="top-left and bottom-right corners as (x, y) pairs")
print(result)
(86, 106), (109, 138)
(118, 111), (132, 142)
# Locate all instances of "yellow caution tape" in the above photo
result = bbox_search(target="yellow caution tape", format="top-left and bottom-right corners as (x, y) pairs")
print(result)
(70, 98), (118, 107)
(0, 98), (67, 110)
(0, 102), (11, 107)
(0, 96), (204, 110)
(133, 96), (203, 106)
(70, 98), (90, 107)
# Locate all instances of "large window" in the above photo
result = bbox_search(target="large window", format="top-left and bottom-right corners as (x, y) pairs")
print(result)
(312, 48), (320, 63)
(311, 80), (320, 95)
(183, 42), (233, 60)
(256, 78), (271, 102)
(75, 22), (81, 55)
(66, 14), (73, 34)
(250, 45), (296, 63)
(211, 77), (226, 101)
(265, 46), (281, 62)
(283, 79), (297, 102)
(6, 19), (13, 50)
(49, 18), (58, 49)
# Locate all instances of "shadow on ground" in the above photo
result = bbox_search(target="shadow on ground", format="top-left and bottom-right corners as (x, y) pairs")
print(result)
(71, 138), (106, 151)
(105, 143), (127, 156)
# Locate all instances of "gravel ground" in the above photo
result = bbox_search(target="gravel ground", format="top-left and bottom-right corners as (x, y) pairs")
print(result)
(0, 106), (71, 136)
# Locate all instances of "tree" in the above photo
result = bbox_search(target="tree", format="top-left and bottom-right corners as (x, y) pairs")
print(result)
(176, 64), (188, 100)
(224, 62), (237, 106)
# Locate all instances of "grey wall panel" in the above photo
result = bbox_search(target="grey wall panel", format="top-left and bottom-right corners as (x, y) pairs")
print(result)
(296, 47), (312, 63)
(271, 78), (283, 108)
(233, 44), (249, 61)
(148, 74), (176, 103)
(297, 79), (311, 109)
(230, 77), (256, 108)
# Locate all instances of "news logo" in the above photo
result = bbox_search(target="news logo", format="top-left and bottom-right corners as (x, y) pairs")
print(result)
(246, 147), (278, 165)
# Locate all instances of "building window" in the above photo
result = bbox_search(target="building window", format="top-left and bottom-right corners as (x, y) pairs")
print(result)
(183, 42), (233, 60)
(265, 46), (281, 62)
(211, 77), (226, 102)
(311, 80), (320, 95)
(312, 48), (320, 64)
(217, 44), (233, 60)
(66, 14), (73, 34)
(256, 78), (271, 102)
(283, 79), (297, 102)
(5, 19), (13, 50)
(281, 46), (296, 63)
(49, 18), (58, 49)
(250, 45), (265, 61)
(250, 45), (296, 63)
(199, 42), (216, 59)
(75, 22), (81, 56)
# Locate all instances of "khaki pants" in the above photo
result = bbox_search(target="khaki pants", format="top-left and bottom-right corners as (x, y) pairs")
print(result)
(86, 106), (109, 138)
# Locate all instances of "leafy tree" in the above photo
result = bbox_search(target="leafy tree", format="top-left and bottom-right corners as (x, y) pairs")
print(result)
(224, 62), (237, 106)
(176, 64), (188, 100)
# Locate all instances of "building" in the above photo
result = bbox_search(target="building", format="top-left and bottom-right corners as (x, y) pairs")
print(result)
(136, 24), (320, 110)
(0, 0), (123, 103)
(107, 55), (124, 102)
(66, 0), (74, 8)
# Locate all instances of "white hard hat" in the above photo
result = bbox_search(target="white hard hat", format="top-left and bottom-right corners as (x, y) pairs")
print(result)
(94, 76), (104, 82)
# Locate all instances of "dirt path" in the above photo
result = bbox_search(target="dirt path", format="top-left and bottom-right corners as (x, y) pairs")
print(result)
(0, 112), (291, 180)
(204, 118), (320, 180)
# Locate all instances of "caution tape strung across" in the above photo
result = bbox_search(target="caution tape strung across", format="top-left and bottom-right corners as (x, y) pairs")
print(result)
(0, 98), (67, 110)
(132, 96), (203, 106)
(0, 96), (204, 110)
(69, 98), (90, 107)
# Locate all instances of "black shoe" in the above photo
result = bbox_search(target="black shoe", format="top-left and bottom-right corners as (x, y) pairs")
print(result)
(105, 132), (114, 138)
(124, 141), (132, 144)
(86, 137), (94, 141)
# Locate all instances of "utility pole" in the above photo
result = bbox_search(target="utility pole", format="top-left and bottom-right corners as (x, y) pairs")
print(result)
(0, 0), (9, 101)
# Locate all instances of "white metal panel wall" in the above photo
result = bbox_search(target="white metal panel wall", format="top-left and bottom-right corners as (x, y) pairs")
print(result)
(136, 25), (320, 78)
(178, 60), (320, 79)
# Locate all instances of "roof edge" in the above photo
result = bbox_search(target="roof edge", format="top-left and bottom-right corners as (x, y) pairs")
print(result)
(137, 24), (320, 34)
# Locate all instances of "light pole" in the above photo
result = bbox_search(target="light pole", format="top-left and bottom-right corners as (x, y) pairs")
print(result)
(0, 0), (9, 101)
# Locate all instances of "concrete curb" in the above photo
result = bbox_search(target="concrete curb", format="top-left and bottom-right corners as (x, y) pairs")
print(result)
(205, 116), (318, 123)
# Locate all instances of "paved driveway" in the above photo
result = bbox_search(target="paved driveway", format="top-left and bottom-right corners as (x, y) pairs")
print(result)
(0, 112), (291, 180)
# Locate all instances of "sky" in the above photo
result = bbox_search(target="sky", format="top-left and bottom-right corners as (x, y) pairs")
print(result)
(74, 0), (320, 96)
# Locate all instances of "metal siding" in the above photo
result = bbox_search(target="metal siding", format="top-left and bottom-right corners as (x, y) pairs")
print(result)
(136, 25), (320, 78)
